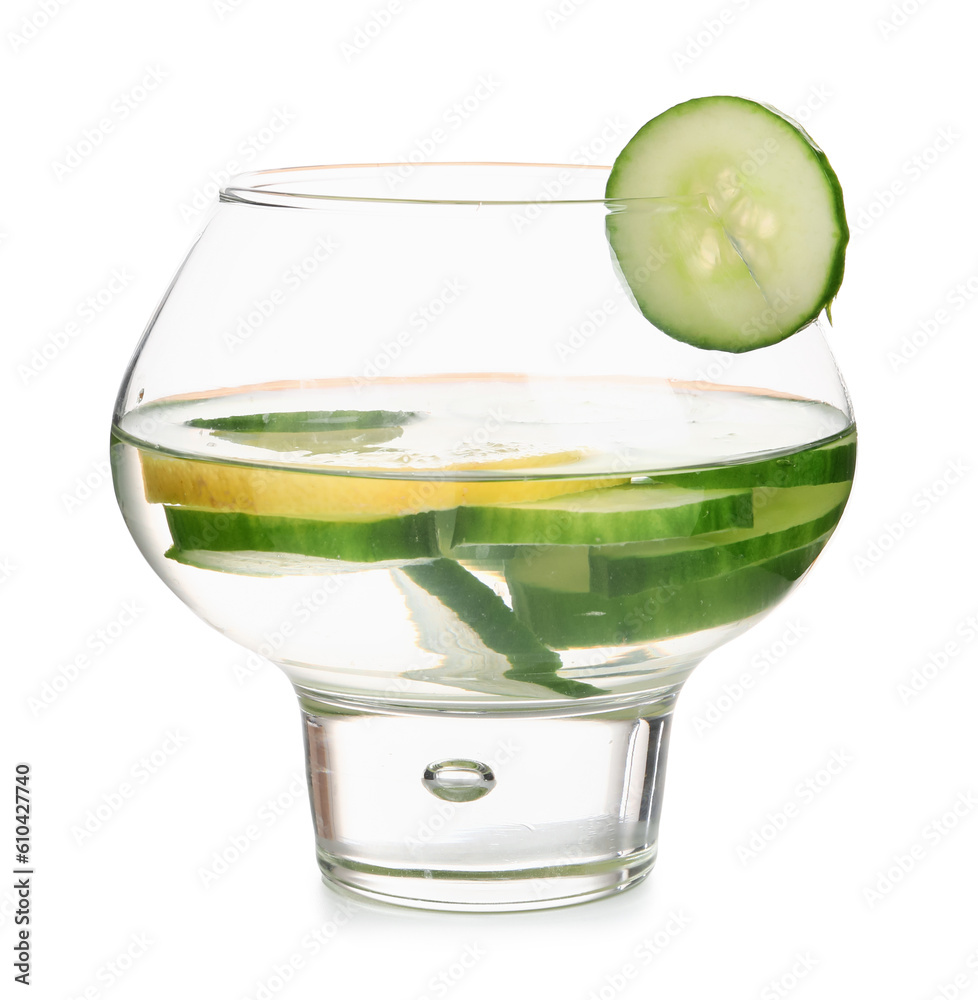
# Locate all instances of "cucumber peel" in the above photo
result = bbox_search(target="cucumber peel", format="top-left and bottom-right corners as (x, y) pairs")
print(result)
(588, 481), (849, 596)
(187, 409), (423, 433)
(648, 428), (855, 490)
(164, 505), (440, 563)
(507, 539), (826, 649)
(400, 560), (603, 697)
(452, 482), (753, 547)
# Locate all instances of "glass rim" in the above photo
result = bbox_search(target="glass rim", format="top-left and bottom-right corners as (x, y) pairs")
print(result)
(219, 162), (700, 209)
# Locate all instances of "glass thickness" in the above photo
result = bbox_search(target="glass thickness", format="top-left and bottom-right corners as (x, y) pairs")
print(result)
(111, 163), (855, 910)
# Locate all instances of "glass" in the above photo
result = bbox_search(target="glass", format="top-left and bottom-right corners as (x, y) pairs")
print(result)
(111, 163), (855, 911)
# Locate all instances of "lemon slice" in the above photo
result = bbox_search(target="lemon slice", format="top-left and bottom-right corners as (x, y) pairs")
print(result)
(140, 449), (626, 520)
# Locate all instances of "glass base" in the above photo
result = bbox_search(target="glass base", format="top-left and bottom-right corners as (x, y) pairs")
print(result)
(300, 696), (672, 912)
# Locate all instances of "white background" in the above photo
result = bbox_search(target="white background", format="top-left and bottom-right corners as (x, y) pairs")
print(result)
(4, 0), (978, 997)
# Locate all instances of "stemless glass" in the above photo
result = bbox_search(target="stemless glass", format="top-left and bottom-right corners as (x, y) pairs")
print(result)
(111, 163), (855, 910)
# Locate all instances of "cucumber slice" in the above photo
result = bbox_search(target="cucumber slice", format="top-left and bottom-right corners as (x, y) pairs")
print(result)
(507, 539), (824, 649)
(606, 96), (848, 351)
(186, 410), (422, 456)
(452, 482), (753, 547)
(163, 506), (439, 564)
(589, 482), (849, 596)
(164, 547), (431, 577)
(650, 429), (855, 490)
(399, 560), (602, 697)
(204, 426), (406, 455)
(187, 409), (422, 432)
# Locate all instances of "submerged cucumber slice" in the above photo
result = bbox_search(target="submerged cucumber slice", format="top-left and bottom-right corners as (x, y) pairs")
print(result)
(589, 482), (849, 596)
(164, 547), (432, 576)
(606, 96), (848, 351)
(187, 409), (422, 433)
(400, 560), (603, 697)
(186, 410), (422, 455)
(163, 506), (439, 564)
(508, 539), (824, 649)
(650, 429), (855, 490)
(452, 483), (752, 547)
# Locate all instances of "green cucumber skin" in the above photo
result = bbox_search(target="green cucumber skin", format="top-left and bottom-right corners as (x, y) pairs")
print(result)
(759, 99), (849, 326)
(649, 432), (855, 490)
(400, 560), (603, 698)
(451, 485), (753, 547)
(589, 497), (846, 597)
(164, 506), (440, 563)
(187, 409), (421, 433)
(508, 540), (825, 650)
(605, 96), (849, 352)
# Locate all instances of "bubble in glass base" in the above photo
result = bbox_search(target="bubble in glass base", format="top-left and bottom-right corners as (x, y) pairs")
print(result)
(422, 760), (497, 803)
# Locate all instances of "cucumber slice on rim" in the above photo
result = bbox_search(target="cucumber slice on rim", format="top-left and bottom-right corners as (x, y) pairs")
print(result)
(606, 96), (848, 351)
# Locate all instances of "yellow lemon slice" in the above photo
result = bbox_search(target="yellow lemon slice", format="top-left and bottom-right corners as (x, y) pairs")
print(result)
(140, 450), (627, 521)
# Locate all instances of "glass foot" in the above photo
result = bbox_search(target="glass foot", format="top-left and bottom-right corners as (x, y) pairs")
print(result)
(300, 697), (672, 911)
